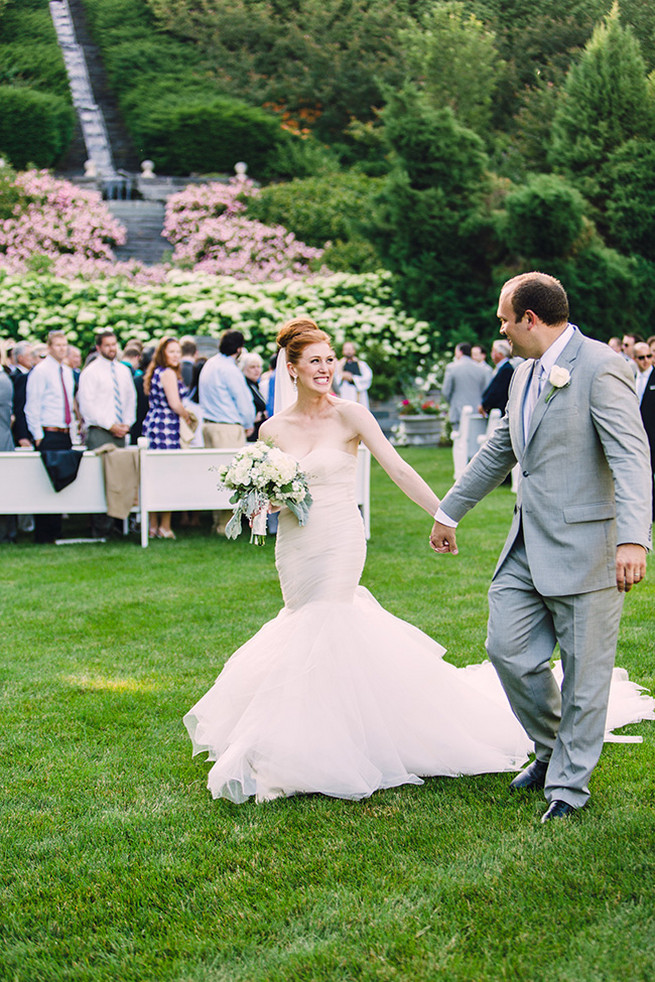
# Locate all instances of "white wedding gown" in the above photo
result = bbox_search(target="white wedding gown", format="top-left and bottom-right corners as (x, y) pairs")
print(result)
(184, 448), (654, 803)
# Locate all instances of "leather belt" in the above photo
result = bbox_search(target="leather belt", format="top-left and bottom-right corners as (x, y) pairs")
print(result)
(203, 418), (239, 425)
(43, 426), (69, 433)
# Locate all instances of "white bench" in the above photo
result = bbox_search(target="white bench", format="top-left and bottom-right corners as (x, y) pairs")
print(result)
(0, 444), (372, 547)
(451, 405), (489, 480)
(0, 448), (107, 514)
(138, 443), (371, 547)
(475, 408), (519, 493)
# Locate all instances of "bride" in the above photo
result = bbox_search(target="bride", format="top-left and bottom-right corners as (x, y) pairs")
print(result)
(184, 318), (654, 803)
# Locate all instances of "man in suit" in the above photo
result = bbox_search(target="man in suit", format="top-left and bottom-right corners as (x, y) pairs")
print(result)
(430, 272), (651, 823)
(441, 342), (490, 429)
(25, 330), (76, 543)
(442, 342), (490, 479)
(478, 339), (514, 416)
(635, 343), (655, 519)
(10, 341), (36, 447)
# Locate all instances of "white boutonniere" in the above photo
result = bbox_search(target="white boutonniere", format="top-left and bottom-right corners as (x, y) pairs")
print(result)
(545, 366), (571, 403)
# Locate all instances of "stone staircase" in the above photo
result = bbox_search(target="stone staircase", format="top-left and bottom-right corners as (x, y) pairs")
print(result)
(54, 0), (140, 176)
(106, 201), (169, 265)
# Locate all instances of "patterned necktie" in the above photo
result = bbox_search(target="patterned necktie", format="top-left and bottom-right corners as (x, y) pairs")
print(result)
(111, 360), (123, 424)
(524, 361), (546, 437)
(60, 365), (72, 425)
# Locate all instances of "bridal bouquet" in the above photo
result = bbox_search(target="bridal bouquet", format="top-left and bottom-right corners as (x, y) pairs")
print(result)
(218, 441), (313, 545)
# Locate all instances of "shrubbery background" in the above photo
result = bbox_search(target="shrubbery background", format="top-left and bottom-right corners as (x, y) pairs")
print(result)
(0, 0), (655, 356)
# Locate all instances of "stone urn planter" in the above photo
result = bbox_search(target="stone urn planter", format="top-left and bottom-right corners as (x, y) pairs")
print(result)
(393, 414), (443, 446)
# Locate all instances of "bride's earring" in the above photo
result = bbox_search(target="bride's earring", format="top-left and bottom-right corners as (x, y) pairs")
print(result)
(291, 374), (298, 393)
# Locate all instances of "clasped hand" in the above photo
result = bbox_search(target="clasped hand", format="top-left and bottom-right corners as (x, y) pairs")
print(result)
(430, 521), (458, 555)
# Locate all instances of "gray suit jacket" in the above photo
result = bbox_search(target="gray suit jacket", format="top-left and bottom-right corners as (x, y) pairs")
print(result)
(441, 357), (490, 426)
(441, 330), (652, 596)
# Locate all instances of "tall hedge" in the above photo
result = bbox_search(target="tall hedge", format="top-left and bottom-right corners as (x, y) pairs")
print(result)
(0, 87), (74, 168)
(123, 92), (293, 179)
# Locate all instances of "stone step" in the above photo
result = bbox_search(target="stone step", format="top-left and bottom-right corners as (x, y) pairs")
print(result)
(107, 200), (169, 265)
(56, 0), (141, 175)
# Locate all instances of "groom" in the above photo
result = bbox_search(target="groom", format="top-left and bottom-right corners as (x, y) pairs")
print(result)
(430, 272), (652, 823)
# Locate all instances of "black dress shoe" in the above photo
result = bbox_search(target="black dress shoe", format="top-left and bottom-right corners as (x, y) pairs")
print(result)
(541, 800), (577, 823)
(509, 758), (549, 792)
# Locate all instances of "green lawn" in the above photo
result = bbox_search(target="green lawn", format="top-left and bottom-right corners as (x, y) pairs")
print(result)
(1, 447), (654, 982)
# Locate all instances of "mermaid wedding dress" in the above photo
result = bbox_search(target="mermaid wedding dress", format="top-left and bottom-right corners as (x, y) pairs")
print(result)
(184, 448), (654, 803)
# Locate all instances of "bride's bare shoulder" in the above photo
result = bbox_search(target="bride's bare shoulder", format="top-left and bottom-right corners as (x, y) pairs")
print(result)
(331, 397), (374, 427)
(259, 413), (294, 443)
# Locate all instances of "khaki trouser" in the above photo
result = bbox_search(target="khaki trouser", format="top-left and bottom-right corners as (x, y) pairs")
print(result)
(202, 421), (246, 533)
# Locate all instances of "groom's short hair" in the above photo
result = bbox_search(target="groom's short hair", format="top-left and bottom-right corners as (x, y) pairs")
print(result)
(506, 272), (569, 326)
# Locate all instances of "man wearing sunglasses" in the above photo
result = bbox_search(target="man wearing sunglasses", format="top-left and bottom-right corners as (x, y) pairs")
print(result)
(635, 342), (655, 519)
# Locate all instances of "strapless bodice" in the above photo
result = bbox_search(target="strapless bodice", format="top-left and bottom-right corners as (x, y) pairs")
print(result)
(297, 447), (357, 507)
(275, 448), (365, 610)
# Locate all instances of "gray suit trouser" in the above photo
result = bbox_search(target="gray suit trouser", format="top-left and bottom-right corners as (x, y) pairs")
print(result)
(486, 533), (624, 808)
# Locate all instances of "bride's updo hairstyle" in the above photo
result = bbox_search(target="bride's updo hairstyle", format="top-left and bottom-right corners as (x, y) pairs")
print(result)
(276, 317), (331, 365)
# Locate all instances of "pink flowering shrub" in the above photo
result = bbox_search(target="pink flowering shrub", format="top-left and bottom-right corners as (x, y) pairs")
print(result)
(163, 178), (328, 281)
(0, 169), (127, 271)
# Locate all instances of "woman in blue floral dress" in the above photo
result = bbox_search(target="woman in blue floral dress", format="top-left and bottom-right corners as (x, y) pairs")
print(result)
(143, 336), (192, 539)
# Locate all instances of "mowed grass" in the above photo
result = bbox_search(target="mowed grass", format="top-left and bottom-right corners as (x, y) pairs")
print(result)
(1, 447), (654, 982)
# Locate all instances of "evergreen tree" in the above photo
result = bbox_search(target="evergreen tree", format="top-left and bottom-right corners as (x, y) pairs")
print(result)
(551, 2), (655, 207)
(603, 138), (655, 259)
(399, 2), (501, 137)
(373, 86), (496, 344)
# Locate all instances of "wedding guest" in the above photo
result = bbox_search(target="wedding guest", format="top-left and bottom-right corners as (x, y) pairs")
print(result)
(78, 331), (137, 449)
(24, 330), (75, 543)
(478, 339), (514, 417)
(78, 330), (137, 537)
(608, 337), (622, 354)
(180, 336), (198, 389)
(335, 341), (373, 408)
(634, 342), (652, 402)
(634, 342), (655, 518)
(442, 343), (490, 429)
(442, 342), (490, 480)
(259, 354), (276, 407)
(198, 330), (255, 535)
(142, 337), (192, 539)
(471, 344), (493, 385)
(0, 356), (16, 543)
(240, 352), (267, 441)
(121, 344), (142, 375)
(130, 346), (154, 444)
(10, 341), (35, 446)
(187, 356), (207, 405)
(621, 333), (640, 378)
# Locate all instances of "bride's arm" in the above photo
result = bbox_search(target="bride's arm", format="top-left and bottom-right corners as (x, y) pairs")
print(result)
(346, 403), (441, 517)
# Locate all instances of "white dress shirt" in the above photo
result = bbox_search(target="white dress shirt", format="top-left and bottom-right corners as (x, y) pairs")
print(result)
(636, 369), (650, 403)
(78, 355), (137, 431)
(198, 354), (255, 428)
(24, 355), (75, 443)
